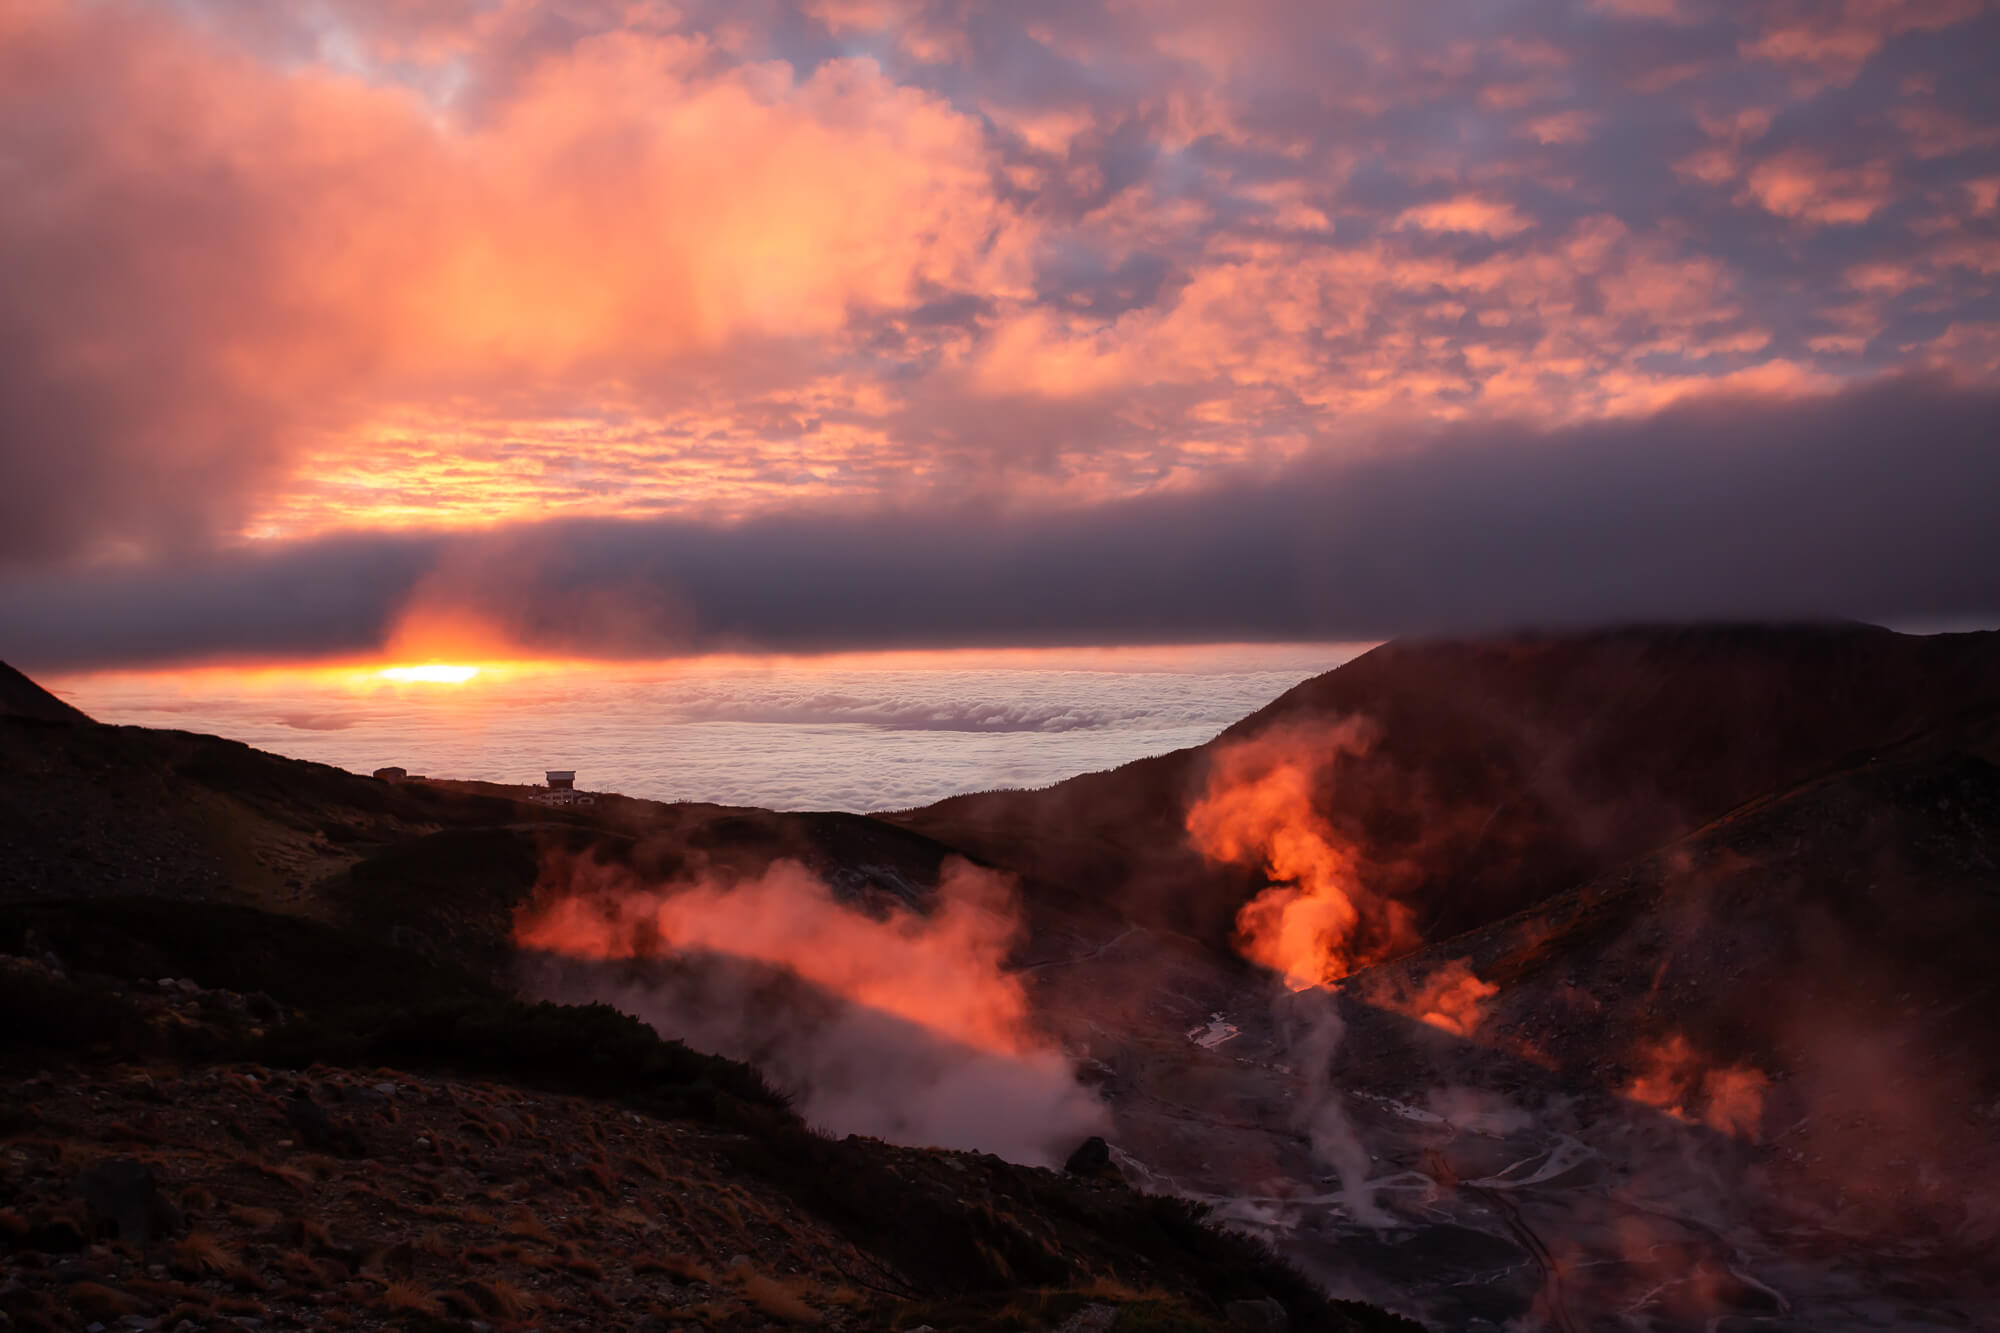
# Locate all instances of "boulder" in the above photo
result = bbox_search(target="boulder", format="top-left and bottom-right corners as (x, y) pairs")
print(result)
(1063, 1135), (1116, 1179)
(76, 1159), (182, 1245)
(285, 1089), (364, 1155)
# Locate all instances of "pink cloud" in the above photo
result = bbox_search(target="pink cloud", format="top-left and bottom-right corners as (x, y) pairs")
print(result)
(1396, 196), (1537, 237)
(0, 0), (1996, 568)
(1741, 150), (1897, 224)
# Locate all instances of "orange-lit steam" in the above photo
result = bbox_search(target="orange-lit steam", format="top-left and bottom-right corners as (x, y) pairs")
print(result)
(516, 855), (1037, 1059)
(1362, 957), (1499, 1037)
(1186, 721), (1417, 989)
(513, 851), (1108, 1163)
(1623, 1033), (1770, 1140)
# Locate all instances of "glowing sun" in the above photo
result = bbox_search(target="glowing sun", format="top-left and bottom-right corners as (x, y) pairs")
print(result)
(377, 664), (480, 684)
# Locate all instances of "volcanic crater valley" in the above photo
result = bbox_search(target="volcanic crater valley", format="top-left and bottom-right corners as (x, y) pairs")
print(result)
(4, 624), (2000, 1333)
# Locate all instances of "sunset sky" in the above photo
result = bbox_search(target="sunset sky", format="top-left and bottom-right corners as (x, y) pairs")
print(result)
(3, 0), (1998, 670)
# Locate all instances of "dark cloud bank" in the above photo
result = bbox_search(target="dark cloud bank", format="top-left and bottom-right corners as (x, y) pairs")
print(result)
(5, 374), (1997, 670)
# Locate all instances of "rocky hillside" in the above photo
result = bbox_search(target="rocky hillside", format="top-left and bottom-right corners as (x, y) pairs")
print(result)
(0, 936), (1412, 1333)
(0, 693), (965, 987)
(894, 623), (2000, 949)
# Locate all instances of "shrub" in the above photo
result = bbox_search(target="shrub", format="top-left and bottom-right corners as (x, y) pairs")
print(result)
(255, 996), (791, 1123)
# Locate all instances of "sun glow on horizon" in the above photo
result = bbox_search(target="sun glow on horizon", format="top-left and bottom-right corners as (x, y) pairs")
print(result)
(377, 664), (480, 684)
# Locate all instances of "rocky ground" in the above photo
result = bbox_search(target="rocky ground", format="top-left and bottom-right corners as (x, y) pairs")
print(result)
(3, 1053), (893, 1331)
(0, 956), (1415, 1333)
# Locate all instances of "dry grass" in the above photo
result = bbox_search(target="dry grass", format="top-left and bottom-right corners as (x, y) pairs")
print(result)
(227, 1204), (284, 1230)
(633, 1252), (712, 1283)
(168, 1231), (241, 1278)
(502, 1245), (561, 1271)
(297, 1152), (343, 1179)
(66, 1282), (139, 1320)
(559, 1254), (606, 1281)
(608, 1203), (655, 1230)
(457, 1118), (504, 1146)
(681, 1299), (746, 1324)
(620, 1152), (668, 1180)
(460, 1277), (541, 1320)
(1075, 1277), (1184, 1307)
(740, 1272), (822, 1325)
(438, 1288), (484, 1320)
(725, 1259), (823, 1326)
(379, 1280), (444, 1317)
(126, 1277), (212, 1308)
(236, 1155), (313, 1196)
(503, 1206), (556, 1243)
(283, 1215), (337, 1252)
(274, 1250), (334, 1288)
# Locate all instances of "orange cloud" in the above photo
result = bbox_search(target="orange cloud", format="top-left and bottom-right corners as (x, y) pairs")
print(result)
(1743, 0), (1982, 84)
(1397, 196), (1537, 238)
(1741, 150), (1896, 225)
(3, 0), (1996, 568)
(0, 0), (1012, 557)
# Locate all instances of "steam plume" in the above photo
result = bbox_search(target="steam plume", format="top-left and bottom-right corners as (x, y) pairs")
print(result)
(1185, 720), (1419, 989)
(514, 853), (1106, 1166)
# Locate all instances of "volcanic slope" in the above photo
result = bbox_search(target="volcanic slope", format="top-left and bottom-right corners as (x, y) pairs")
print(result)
(0, 678), (964, 985)
(0, 948), (1411, 1333)
(0, 668), (1412, 1333)
(893, 622), (2000, 951)
(1005, 684), (2000, 1329)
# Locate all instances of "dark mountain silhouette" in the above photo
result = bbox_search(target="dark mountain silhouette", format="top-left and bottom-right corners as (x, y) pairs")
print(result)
(0, 709), (965, 984)
(0, 660), (92, 723)
(895, 623), (2000, 951)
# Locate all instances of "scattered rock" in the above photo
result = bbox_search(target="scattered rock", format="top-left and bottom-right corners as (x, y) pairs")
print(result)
(1063, 1135), (1119, 1182)
(1225, 1296), (1289, 1332)
(283, 1090), (363, 1155)
(76, 1160), (182, 1246)
(1053, 1306), (1117, 1333)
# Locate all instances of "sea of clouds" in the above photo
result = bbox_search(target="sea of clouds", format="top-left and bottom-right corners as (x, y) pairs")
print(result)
(47, 644), (1367, 810)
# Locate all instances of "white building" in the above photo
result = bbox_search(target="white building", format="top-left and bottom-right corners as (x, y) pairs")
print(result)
(531, 769), (594, 807)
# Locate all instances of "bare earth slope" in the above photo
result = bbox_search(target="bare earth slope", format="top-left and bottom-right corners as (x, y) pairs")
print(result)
(893, 624), (2000, 949)
(0, 703), (967, 986)
(1016, 707), (2000, 1329)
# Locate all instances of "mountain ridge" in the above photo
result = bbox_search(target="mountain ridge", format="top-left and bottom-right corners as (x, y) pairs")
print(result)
(893, 622), (2000, 951)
